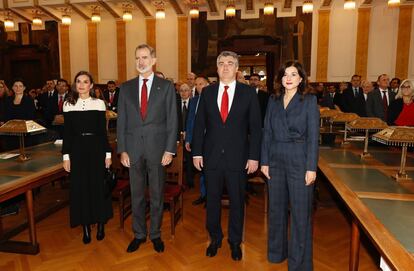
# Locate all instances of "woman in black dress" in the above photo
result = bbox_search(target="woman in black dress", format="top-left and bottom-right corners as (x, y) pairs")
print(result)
(62, 71), (113, 244)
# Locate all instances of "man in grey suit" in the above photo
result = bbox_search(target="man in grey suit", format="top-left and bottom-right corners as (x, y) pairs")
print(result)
(366, 74), (396, 122)
(117, 44), (178, 253)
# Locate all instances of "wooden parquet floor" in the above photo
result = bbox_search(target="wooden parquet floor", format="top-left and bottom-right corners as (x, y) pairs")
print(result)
(0, 179), (379, 271)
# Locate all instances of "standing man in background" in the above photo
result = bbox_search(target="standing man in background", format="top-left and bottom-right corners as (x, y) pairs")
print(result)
(117, 44), (178, 254)
(185, 76), (209, 205)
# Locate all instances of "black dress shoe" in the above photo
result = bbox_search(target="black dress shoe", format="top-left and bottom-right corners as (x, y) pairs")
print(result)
(229, 242), (242, 261)
(206, 241), (222, 257)
(126, 238), (146, 253)
(192, 196), (206, 205)
(151, 237), (165, 253)
(82, 225), (91, 244)
(96, 223), (105, 241)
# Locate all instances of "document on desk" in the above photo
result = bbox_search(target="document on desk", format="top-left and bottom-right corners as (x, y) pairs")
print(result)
(0, 153), (20, 159)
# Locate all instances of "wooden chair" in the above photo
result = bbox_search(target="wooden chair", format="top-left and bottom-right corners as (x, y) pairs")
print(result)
(247, 173), (268, 213)
(112, 179), (131, 229)
(163, 141), (184, 237)
(110, 142), (132, 229)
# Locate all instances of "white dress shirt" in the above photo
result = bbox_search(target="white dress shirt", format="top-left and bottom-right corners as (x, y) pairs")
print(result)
(217, 80), (236, 111)
(379, 88), (390, 105)
(138, 73), (155, 105)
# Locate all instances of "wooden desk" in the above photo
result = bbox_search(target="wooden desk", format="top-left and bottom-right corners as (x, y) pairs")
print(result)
(0, 143), (66, 254)
(318, 144), (414, 270)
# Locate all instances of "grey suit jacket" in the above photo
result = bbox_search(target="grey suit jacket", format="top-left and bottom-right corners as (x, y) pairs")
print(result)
(117, 75), (178, 164)
(366, 88), (396, 121)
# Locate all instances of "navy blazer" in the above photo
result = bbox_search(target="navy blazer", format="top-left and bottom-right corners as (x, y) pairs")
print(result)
(192, 82), (262, 171)
(185, 95), (200, 144)
(261, 93), (319, 171)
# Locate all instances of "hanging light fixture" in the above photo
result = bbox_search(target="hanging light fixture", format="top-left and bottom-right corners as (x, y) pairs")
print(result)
(32, 10), (42, 26)
(4, 17), (14, 29)
(263, 2), (274, 15)
(62, 14), (71, 25)
(189, 6), (199, 18)
(91, 12), (101, 22)
(189, 0), (199, 19)
(123, 10), (132, 21)
(32, 16), (42, 25)
(155, 8), (165, 19)
(302, 0), (313, 13)
(344, 0), (356, 10)
(387, 0), (400, 7)
(225, 1), (236, 18)
(154, 1), (166, 19)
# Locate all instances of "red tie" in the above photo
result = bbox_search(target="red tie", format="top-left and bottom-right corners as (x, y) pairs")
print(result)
(58, 95), (63, 113)
(382, 91), (388, 121)
(141, 79), (148, 120)
(109, 92), (114, 104)
(220, 86), (229, 123)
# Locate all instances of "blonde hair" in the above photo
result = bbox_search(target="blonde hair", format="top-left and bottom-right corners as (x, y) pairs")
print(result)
(395, 79), (414, 99)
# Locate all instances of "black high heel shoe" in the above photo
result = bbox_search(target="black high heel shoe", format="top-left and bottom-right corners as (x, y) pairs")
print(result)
(82, 225), (91, 244)
(96, 223), (105, 241)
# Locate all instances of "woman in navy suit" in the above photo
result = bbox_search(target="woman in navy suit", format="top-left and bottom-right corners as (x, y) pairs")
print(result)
(261, 61), (319, 271)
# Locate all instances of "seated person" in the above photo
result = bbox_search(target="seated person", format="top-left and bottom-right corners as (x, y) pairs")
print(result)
(388, 79), (414, 126)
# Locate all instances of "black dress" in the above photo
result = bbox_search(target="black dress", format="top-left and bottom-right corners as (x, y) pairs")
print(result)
(62, 97), (113, 227)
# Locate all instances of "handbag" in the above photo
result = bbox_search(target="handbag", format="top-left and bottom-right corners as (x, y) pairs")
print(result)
(104, 168), (118, 197)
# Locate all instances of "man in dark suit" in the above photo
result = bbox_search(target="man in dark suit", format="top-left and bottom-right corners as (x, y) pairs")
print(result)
(37, 79), (56, 118)
(103, 80), (119, 112)
(366, 74), (396, 121)
(192, 51), (262, 261)
(249, 73), (269, 127)
(355, 80), (374, 117)
(42, 79), (68, 140)
(117, 44), (178, 254)
(342, 74), (362, 113)
(177, 83), (194, 188)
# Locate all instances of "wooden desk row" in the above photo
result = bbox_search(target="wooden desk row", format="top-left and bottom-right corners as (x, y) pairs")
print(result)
(0, 143), (66, 254)
(318, 143), (414, 270)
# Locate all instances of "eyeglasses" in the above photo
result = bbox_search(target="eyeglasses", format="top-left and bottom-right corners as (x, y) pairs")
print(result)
(401, 85), (411, 89)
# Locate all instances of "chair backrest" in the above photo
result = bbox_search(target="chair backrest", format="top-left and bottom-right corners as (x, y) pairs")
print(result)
(165, 140), (183, 186)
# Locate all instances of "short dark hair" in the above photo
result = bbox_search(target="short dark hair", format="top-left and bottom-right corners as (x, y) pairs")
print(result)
(274, 61), (308, 99)
(107, 80), (116, 85)
(57, 78), (68, 85)
(351, 74), (361, 80)
(12, 78), (26, 87)
(391, 77), (401, 84)
(135, 44), (156, 57)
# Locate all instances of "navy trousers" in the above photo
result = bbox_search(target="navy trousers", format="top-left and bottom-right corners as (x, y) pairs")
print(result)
(268, 143), (314, 271)
(204, 157), (247, 244)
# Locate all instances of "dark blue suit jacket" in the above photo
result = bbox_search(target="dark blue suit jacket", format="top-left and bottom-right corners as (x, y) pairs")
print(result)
(185, 95), (200, 145)
(192, 82), (262, 171)
(261, 93), (319, 171)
